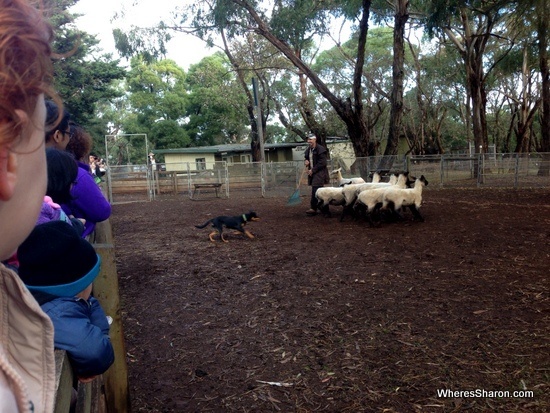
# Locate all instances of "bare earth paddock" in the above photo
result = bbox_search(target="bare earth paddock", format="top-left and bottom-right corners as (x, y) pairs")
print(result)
(110, 187), (550, 412)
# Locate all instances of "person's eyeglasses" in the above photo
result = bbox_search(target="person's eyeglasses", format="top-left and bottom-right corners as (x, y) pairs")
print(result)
(62, 129), (73, 140)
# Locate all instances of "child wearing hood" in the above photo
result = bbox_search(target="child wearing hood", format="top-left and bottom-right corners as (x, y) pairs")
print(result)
(18, 221), (114, 381)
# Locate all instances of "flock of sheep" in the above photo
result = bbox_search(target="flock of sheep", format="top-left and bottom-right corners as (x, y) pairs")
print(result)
(315, 168), (429, 225)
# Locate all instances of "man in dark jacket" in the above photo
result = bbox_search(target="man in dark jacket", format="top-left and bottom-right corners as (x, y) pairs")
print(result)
(304, 136), (330, 216)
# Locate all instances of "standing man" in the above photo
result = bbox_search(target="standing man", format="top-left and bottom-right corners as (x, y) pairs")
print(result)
(149, 152), (156, 170)
(304, 135), (330, 216)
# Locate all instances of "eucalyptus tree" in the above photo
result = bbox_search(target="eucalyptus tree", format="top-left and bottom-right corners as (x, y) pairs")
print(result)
(312, 27), (395, 143)
(537, 0), (550, 164)
(180, 0), (381, 160)
(230, 34), (309, 144)
(371, 0), (410, 159)
(113, 3), (307, 160)
(460, 0), (549, 160)
(182, 0), (337, 159)
(423, 0), (518, 156)
(485, 1), (544, 154)
(219, 31), (297, 159)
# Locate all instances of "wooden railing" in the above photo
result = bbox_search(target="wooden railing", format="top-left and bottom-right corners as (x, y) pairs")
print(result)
(53, 219), (130, 412)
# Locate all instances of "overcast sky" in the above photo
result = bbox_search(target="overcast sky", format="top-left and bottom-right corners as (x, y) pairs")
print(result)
(70, 0), (214, 69)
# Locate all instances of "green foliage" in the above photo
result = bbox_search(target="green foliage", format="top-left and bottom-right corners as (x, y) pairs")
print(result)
(124, 57), (190, 150)
(113, 24), (172, 63)
(185, 53), (249, 146)
(48, 0), (126, 155)
(270, 0), (331, 50)
(64, 0), (546, 157)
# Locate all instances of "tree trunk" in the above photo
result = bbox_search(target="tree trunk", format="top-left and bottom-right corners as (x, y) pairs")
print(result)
(383, 0), (408, 158)
(407, 32), (427, 155)
(220, 29), (264, 162)
(513, 47), (540, 153)
(233, 0), (374, 157)
(297, 70), (328, 151)
(538, 0), (550, 176)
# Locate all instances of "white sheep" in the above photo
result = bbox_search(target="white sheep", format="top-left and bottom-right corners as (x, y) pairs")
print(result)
(330, 168), (366, 186)
(380, 174), (429, 222)
(315, 186), (345, 217)
(354, 172), (410, 225)
(337, 174), (401, 222)
(343, 173), (396, 206)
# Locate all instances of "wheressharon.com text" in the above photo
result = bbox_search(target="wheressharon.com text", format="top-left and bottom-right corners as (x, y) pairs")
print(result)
(437, 389), (534, 398)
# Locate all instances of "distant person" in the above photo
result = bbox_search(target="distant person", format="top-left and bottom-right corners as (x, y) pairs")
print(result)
(63, 126), (112, 239)
(18, 221), (115, 382)
(304, 135), (330, 216)
(0, 0), (58, 411)
(45, 99), (72, 150)
(89, 153), (105, 183)
(149, 152), (157, 171)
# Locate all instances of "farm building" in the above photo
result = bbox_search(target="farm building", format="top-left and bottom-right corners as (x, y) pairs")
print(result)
(152, 139), (356, 171)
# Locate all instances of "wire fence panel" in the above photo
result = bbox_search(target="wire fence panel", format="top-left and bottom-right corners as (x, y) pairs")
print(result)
(263, 161), (304, 198)
(480, 153), (550, 188)
(106, 164), (152, 204)
(106, 153), (550, 203)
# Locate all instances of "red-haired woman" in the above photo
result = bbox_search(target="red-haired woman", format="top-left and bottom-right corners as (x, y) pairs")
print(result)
(0, 1), (59, 411)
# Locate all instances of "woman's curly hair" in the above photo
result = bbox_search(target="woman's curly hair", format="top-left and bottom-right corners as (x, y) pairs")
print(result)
(66, 123), (93, 162)
(0, 0), (59, 148)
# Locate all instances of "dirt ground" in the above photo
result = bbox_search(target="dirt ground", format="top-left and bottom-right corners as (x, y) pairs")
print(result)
(110, 187), (549, 413)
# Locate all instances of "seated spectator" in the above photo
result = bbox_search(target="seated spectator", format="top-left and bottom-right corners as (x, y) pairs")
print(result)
(0, 0), (58, 410)
(45, 99), (72, 150)
(42, 148), (85, 235)
(18, 221), (115, 381)
(62, 126), (112, 239)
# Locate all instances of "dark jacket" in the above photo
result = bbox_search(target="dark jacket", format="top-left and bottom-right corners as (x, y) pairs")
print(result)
(41, 296), (114, 377)
(304, 144), (329, 186)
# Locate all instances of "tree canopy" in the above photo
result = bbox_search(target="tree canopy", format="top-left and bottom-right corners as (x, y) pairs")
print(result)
(52, 0), (550, 165)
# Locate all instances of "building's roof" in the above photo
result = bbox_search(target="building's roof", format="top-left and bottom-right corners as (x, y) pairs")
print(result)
(153, 138), (349, 156)
(153, 142), (306, 155)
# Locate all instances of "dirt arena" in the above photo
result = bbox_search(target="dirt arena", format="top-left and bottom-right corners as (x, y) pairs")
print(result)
(110, 187), (549, 412)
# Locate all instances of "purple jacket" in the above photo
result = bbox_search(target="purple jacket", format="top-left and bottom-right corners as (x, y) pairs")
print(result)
(62, 165), (111, 237)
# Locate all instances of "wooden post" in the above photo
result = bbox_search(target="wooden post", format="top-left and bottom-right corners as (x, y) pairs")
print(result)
(54, 351), (74, 412)
(93, 221), (131, 413)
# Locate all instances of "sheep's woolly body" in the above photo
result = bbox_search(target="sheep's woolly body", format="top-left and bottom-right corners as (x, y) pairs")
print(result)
(330, 168), (366, 186)
(381, 175), (428, 211)
(315, 187), (345, 208)
(355, 173), (408, 212)
(344, 174), (397, 206)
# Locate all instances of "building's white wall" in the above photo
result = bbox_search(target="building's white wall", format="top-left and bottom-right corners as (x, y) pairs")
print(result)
(292, 142), (356, 169)
(164, 153), (217, 171)
(329, 142), (355, 169)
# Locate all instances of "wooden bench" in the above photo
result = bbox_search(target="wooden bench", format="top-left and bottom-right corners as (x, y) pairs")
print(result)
(192, 183), (223, 199)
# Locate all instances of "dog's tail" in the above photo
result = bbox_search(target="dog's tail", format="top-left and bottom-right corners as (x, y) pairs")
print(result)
(195, 219), (213, 229)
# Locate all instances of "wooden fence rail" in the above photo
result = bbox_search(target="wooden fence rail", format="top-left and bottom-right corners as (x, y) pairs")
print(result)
(53, 219), (130, 413)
